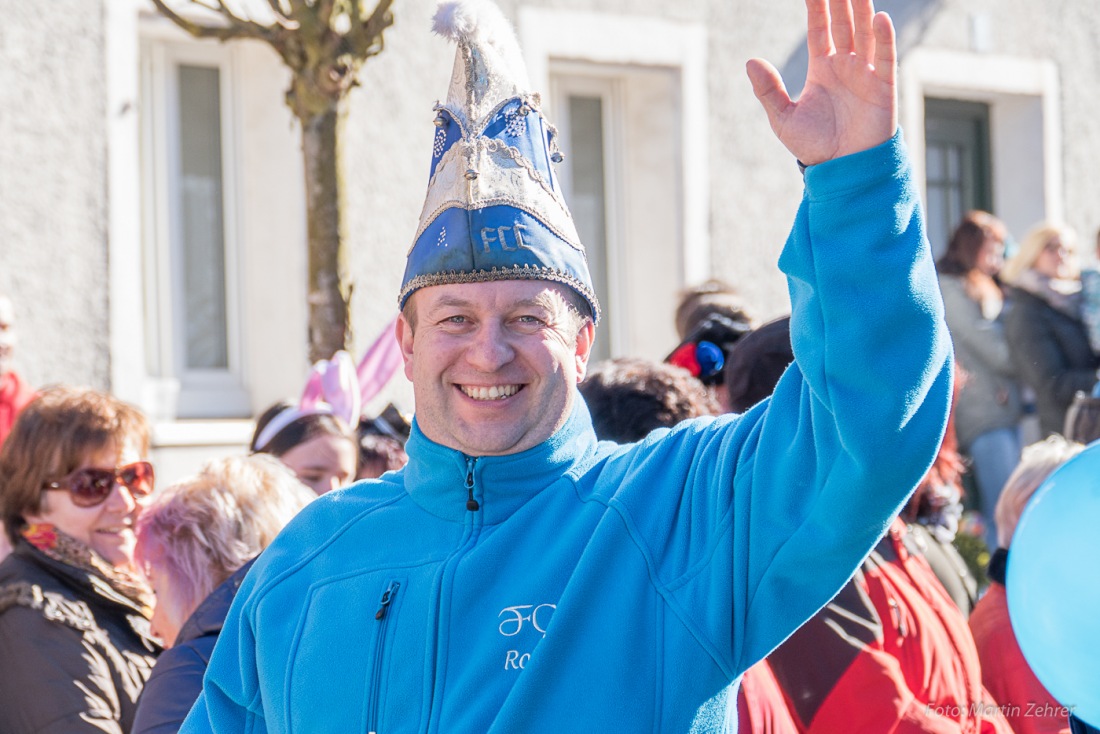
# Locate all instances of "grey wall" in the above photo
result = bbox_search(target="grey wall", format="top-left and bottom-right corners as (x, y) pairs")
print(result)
(7, 0), (1100, 401)
(0, 0), (111, 390)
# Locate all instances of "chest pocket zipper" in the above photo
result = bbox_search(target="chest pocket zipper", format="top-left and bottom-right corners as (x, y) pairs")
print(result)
(367, 580), (401, 734)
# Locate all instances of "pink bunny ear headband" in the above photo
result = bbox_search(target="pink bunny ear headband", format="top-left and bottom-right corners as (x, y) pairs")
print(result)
(252, 316), (404, 452)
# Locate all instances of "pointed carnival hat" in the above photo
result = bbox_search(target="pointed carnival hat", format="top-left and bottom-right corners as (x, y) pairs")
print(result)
(398, 0), (601, 323)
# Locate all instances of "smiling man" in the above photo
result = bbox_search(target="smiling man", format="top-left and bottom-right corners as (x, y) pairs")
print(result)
(397, 282), (594, 461)
(182, 0), (953, 731)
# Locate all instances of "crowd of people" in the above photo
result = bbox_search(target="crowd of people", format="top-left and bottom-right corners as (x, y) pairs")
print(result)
(0, 0), (1097, 731)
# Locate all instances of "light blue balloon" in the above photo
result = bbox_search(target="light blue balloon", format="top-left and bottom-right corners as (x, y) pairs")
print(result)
(1008, 442), (1100, 729)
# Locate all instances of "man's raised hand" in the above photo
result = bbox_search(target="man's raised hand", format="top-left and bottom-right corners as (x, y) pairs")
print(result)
(746, 0), (897, 166)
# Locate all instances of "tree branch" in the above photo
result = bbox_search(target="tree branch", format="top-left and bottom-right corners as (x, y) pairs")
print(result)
(315, 0), (338, 32)
(284, 0), (311, 20)
(149, 0), (275, 42)
(213, 0), (279, 40)
(347, 0), (394, 58)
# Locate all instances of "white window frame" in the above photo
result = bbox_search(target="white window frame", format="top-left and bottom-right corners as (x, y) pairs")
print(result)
(140, 33), (250, 419)
(519, 9), (706, 360)
(901, 49), (1061, 242)
(550, 73), (624, 361)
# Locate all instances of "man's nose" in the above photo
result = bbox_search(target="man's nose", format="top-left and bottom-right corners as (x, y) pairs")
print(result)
(465, 322), (515, 371)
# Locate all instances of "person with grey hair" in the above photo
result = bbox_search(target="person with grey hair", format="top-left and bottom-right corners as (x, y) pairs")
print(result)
(969, 436), (1085, 734)
(131, 454), (315, 733)
(181, 0), (953, 730)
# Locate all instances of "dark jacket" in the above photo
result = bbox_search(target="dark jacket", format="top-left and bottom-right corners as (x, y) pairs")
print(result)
(0, 539), (160, 733)
(907, 521), (979, 617)
(1004, 287), (1099, 437)
(1071, 717), (1100, 734)
(131, 559), (255, 734)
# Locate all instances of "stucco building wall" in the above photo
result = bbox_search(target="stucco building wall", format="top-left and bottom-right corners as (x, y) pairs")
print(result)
(4, 0), (1100, 480)
(0, 0), (111, 389)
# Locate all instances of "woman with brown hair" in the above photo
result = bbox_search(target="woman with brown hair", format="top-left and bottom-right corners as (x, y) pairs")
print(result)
(0, 386), (161, 733)
(936, 211), (1023, 546)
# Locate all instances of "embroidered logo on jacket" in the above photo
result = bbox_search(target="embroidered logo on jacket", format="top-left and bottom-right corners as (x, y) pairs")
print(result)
(498, 603), (556, 670)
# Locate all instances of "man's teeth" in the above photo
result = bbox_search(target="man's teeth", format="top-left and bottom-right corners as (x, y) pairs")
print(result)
(462, 385), (519, 401)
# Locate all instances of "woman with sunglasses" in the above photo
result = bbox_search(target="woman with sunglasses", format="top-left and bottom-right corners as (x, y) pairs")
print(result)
(0, 386), (161, 733)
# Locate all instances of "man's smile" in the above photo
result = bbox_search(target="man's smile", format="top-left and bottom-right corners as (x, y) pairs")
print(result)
(459, 384), (522, 401)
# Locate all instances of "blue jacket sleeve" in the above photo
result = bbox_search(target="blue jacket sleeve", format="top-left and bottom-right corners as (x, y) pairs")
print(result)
(604, 131), (953, 679)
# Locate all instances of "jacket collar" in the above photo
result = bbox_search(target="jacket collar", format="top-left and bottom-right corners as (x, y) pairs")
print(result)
(402, 395), (598, 524)
(174, 558), (255, 646)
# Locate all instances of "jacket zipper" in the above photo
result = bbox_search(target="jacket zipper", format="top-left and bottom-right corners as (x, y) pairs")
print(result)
(465, 456), (479, 511)
(424, 461), (484, 728)
(367, 580), (400, 734)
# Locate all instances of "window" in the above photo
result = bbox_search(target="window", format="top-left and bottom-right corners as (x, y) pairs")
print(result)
(551, 63), (683, 361)
(141, 40), (249, 418)
(522, 9), (707, 362)
(901, 49), (1060, 257)
(552, 78), (617, 363)
(924, 98), (992, 255)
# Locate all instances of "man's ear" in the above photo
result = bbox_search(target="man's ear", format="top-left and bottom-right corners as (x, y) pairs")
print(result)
(574, 320), (596, 382)
(396, 312), (415, 381)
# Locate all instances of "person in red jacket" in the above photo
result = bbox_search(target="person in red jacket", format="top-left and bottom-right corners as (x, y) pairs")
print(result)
(0, 295), (36, 561)
(969, 436), (1083, 734)
(767, 514), (1013, 733)
(0, 295), (36, 450)
(765, 418), (1013, 733)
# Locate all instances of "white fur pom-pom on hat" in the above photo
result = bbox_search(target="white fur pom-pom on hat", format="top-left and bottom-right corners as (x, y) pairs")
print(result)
(432, 0), (530, 94)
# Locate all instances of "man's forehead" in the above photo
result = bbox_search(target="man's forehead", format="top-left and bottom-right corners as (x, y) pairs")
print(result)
(0, 297), (13, 325)
(415, 280), (572, 310)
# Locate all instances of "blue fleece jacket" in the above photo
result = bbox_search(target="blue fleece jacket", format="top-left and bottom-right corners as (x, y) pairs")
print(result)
(181, 133), (952, 733)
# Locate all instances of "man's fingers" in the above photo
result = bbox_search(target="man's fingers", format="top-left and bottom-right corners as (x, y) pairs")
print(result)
(851, 0), (876, 64)
(829, 0), (855, 53)
(805, 0), (833, 58)
(746, 58), (793, 125)
(872, 11), (896, 85)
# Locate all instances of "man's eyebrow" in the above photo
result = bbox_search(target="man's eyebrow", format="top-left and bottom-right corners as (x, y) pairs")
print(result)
(514, 296), (556, 310)
(426, 295), (558, 312)
(425, 295), (476, 312)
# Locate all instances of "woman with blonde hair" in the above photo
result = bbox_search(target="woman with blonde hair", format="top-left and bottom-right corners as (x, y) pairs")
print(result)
(1003, 222), (1099, 437)
(130, 454), (314, 733)
(0, 386), (161, 732)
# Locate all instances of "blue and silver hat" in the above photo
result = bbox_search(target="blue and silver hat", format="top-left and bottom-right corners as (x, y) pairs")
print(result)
(398, 0), (601, 323)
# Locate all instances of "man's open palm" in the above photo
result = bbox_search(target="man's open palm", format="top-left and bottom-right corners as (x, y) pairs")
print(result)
(747, 0), (898, 166)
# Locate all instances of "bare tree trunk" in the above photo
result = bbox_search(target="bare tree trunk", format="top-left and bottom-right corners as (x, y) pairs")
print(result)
(148, 0), (396, 364)
(302, 104), (351, 362)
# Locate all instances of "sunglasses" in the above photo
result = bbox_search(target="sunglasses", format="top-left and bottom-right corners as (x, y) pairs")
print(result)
(43, 461), (155, 508)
